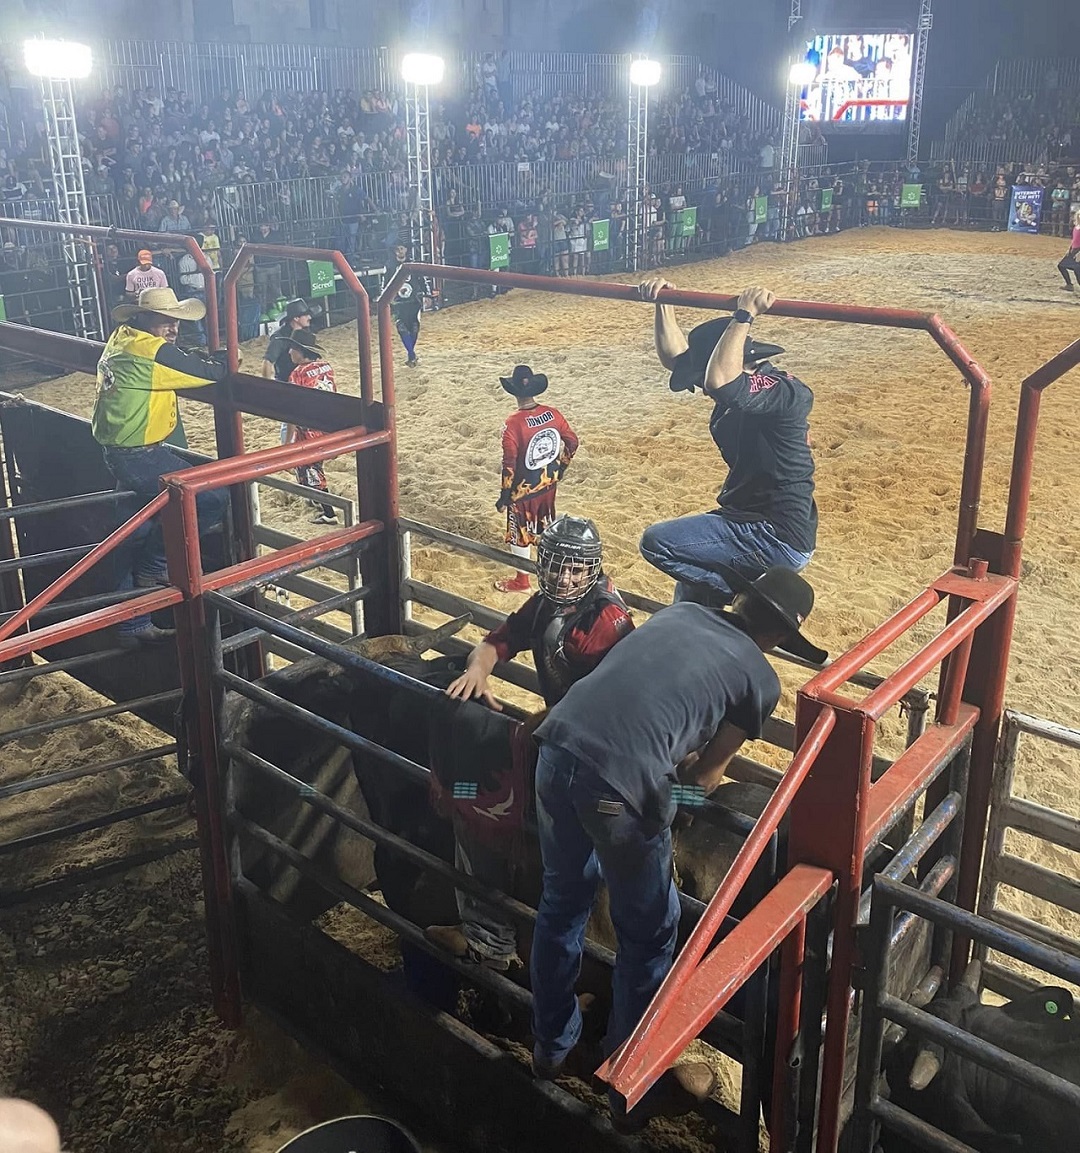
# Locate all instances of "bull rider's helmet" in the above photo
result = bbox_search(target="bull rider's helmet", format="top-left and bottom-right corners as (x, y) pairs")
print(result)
(537, 515), (603, 605)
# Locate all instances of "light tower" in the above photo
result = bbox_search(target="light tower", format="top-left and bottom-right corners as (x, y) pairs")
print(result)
(778, 0), (811, 245)
(626, 56), (661, 273)
(907, 0), (934, 165)
(401, 52), (443, 268)
(23, 38), (104, 340)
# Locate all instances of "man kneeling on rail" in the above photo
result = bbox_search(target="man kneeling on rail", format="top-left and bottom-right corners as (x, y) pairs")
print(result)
(425, 515), (634, 970)
(93, 286), (230, 646)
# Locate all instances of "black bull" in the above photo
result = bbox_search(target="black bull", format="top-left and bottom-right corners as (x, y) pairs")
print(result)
(225, 638), (773, 981)
(884, 964), (1080, 1153)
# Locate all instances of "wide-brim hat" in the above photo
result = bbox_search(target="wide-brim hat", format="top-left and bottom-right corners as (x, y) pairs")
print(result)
(285, 330), (324, 356)
(501, 364), (548, 397)
(669, 317), (786, 394)
(285, 297), (323, 320)
(717, 563), (828, 665)
(112, 286), (206, 323)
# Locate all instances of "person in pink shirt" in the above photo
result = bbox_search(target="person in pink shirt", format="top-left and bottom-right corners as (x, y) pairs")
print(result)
(1058, 213), (1080, 292)
(124, 249), (169, 300)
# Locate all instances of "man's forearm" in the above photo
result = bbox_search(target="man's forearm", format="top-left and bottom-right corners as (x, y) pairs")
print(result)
(654, 305), (689, 370)
(704, 318), (750, 392)
(469, 641), (500, 677)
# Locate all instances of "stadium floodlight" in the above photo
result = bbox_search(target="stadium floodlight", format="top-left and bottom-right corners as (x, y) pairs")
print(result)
(24, 39), (92, 80)
(401, 53), (445, 86)
(629, 58), (662, 87)
(788, 61), (817, 86)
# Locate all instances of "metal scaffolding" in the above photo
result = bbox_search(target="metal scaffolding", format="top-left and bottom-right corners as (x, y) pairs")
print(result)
(778, 1), (805, 242)
(625, 58), (650, 274)
(39, 75), (104, 339)
(403, 80), (436, 266)
(907, 0), (934, 164)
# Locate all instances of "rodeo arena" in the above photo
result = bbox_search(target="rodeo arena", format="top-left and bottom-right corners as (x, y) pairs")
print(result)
(4, 2), (1080, 1151)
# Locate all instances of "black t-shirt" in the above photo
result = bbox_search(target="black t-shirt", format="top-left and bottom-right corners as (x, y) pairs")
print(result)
(264, 324), (295, 380)
(707, 362), (818, 553)
(535, 603), (780, 827)
(392, 275), (423, 326)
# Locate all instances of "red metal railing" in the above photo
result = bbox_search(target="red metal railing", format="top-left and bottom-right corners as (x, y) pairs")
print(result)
(377, 266), (992, 570)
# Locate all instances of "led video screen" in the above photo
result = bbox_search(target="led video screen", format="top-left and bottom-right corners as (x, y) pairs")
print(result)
(797, 33), (913, 127)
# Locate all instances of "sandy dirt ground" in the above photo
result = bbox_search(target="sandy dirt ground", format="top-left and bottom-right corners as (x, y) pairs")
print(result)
(5, 225), (1080, 1149)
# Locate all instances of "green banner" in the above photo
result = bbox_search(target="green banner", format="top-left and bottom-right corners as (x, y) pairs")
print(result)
(673, 206), (698, 238)
(754, 196), (769, 225)
(820, 187), (833, 212)
(306, 259), (336, 299)
(901, 183), (923, 208)
(0, 296), (6, 323)
(489, 232), (510, 270)
(591, 218), (610, 252)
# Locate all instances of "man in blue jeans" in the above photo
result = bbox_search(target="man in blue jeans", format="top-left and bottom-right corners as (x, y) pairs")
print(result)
(637, 279), (817, 609)
(530, 565), (826, 1130)
(93, 287), (230, 645)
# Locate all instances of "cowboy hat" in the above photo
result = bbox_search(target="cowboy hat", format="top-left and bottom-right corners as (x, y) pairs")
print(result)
(717, 563), (828, 665)
(500, 364), (548, 398)
(669, 317), (786, 394)
(112, 286), (206, 323)
(285, 329), (324, 356)
(284, 297), (323, 320)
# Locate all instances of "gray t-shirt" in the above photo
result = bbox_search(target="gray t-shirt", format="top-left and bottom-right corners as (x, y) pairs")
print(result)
(535, 603), (780, 827)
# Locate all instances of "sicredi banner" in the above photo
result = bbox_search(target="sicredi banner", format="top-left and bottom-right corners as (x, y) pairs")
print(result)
(820, 187), (834, 211)
(489, 232), (510, 269)
(591, 218), (610, 252)
(754, 196), (769, 224)
(901, 183), (923, 208)
(306, 260), (336, 298)
(673, 206), (697, 238)
(1008, 186), (1044, 234)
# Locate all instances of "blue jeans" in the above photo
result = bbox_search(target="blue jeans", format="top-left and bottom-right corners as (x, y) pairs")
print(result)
(639, 510), (812, 605)
(103, 442), (228, 633)
(531, 743), (680, 1068)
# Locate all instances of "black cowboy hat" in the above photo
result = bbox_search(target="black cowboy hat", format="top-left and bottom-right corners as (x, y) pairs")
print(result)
(285, 329), (324, 356)
(669, 317), (786, 394)
(717, 563), (828, 665)
(284, 297), (323, 320)
(500, 364), (549, 398)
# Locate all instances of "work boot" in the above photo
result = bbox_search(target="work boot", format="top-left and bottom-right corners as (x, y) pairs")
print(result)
(610, 1061), (718, 1134)
(423, 924), (521, 972)
(494, 572), (530, 594)
(116, 624), (177, 649)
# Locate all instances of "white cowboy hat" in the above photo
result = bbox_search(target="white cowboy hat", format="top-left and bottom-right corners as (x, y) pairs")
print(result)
(112, 286), (206, 322)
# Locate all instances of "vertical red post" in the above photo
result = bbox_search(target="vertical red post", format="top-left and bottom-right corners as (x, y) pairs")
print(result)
(0, 431), (28, 670)
(779, 696), (875, 1152)
(161, 481), (242, 1026)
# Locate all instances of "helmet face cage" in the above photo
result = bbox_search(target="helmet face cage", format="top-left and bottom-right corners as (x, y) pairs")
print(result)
(537, 541), (602, 605)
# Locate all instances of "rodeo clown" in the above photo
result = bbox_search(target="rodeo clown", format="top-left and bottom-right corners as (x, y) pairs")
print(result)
(637, 279), (818, 611)
(494, 364), (579, 594)
(426, 515), (634, 971)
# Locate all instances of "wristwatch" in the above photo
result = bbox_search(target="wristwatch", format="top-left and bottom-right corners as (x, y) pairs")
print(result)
(733, 308), (755, 325)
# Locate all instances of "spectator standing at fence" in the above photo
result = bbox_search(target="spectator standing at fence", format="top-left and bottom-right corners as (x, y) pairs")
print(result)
(568, 208), (587, 277)
(990, 173), (1010, 232)
(159, 199), (192, 233)
(93, 287), (230, 645)
(552, 210), (569, 277)
(494, 365), (579, 594)
(1056, 211), (1080, 292)
(253, 220), (285, 313)
(124, 250), (168, 301)
(177, 252), (207, 346)
(637, 280), (818, 608)
(284, 330), (340, 525)
(515, 212), (539, 274)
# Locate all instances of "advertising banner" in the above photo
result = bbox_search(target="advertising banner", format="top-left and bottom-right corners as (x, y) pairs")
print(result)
(489, 232), (510, 269)
(1008, 186), (1044, 234)
(591, 218), (610, 252)
(754, 196), (769, 224)
(306, 260), (336, 298)
(900, 183), (923, 208)
(673, 206), (697, 238)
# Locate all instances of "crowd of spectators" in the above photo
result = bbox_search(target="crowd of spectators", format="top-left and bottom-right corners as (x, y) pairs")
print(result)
(954, 86), (1080, 161)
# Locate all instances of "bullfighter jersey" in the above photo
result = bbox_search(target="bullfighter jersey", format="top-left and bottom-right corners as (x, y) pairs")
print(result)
(499, 404), (578, 547)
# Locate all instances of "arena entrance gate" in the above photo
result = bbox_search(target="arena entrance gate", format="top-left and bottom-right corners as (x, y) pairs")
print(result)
(2, 240), (1080, 1151)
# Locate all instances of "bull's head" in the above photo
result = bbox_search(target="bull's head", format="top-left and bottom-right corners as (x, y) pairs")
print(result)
(348, 614), (473, 663)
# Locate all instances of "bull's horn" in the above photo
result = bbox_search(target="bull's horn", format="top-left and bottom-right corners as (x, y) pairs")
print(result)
(908, 1048), (942, 1091)
(958, 958), (982, 995)
(407, 613), (473, 654)
(910, 965), (944, 1009)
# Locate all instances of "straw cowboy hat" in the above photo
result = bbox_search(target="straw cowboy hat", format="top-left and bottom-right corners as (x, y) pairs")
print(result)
(112, 286), (206, 323)
(668, 317), (786, 394)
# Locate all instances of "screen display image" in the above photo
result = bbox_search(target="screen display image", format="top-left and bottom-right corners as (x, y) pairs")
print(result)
(797, 33), (913, 126)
